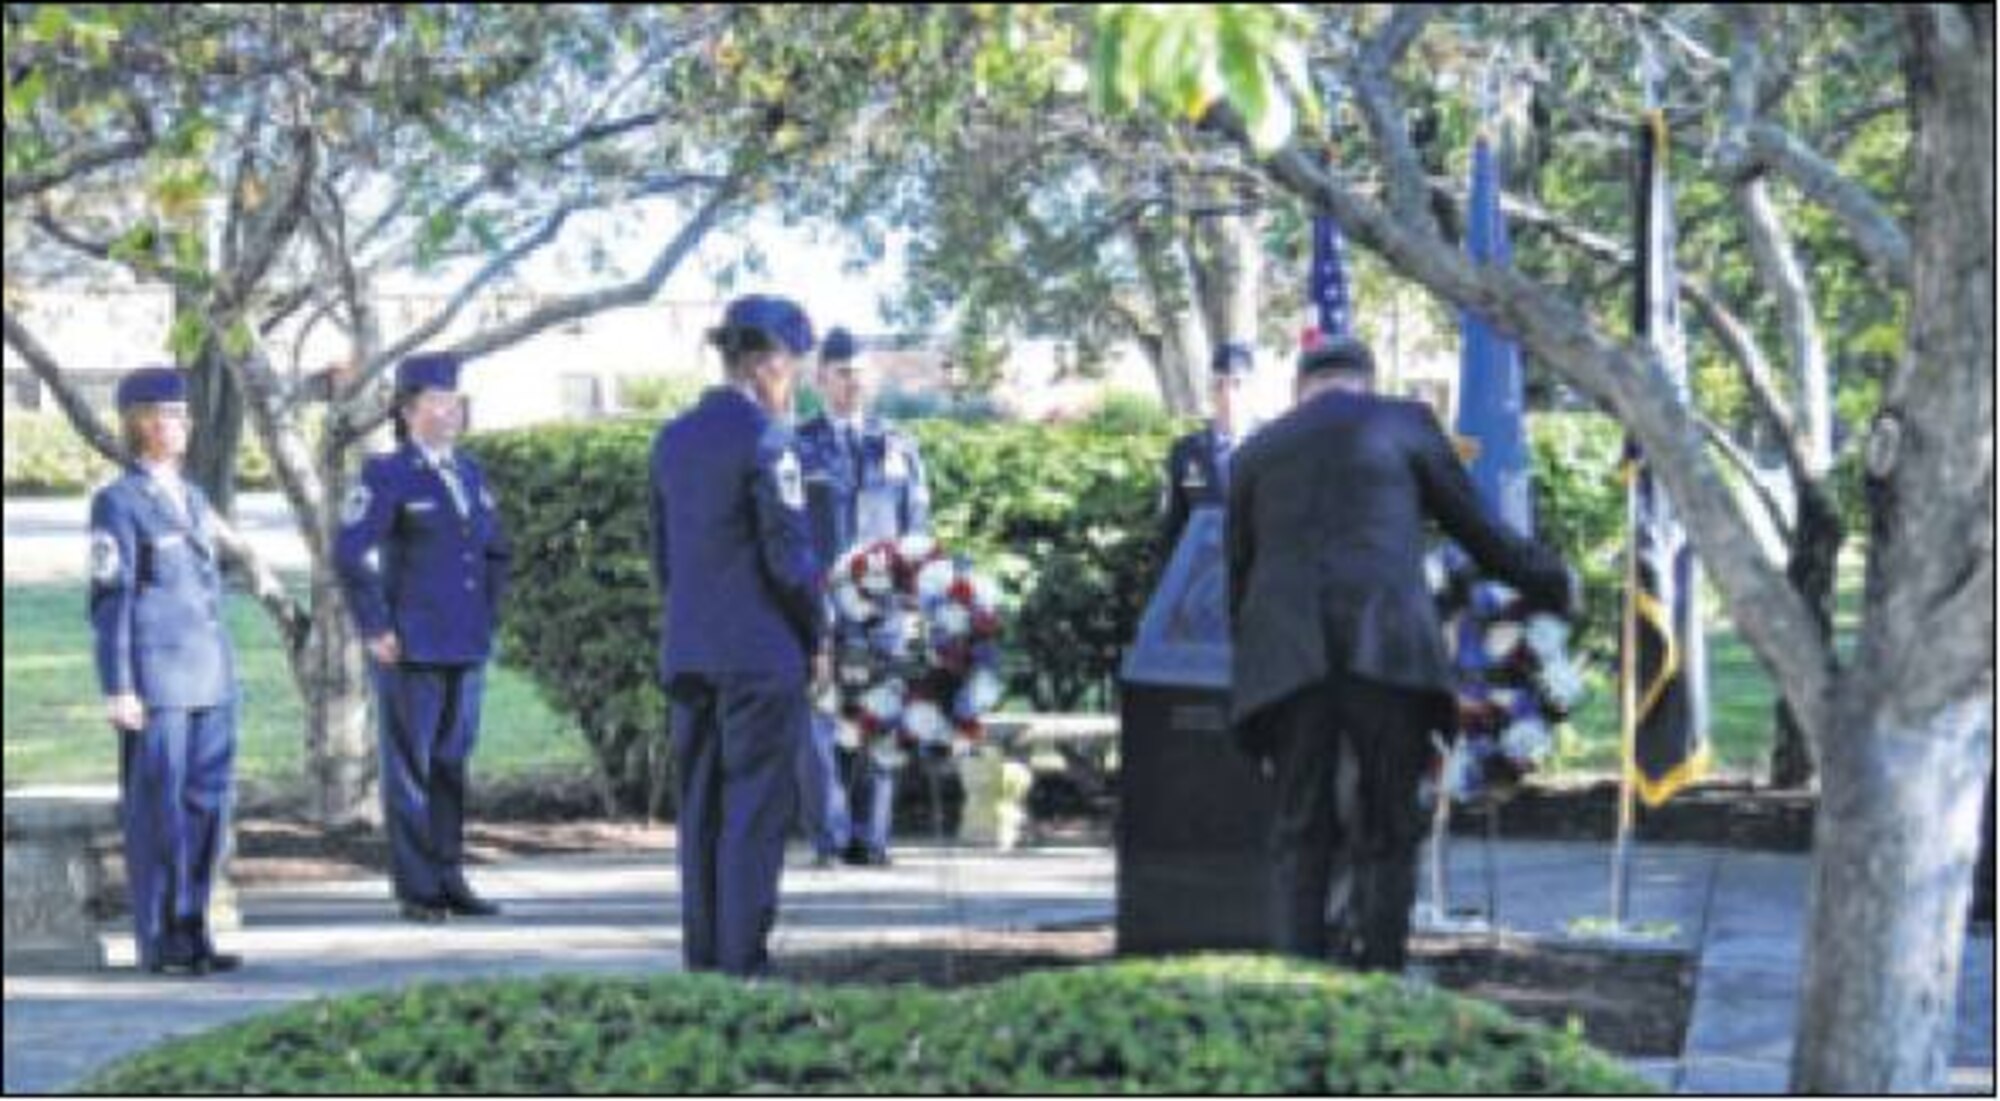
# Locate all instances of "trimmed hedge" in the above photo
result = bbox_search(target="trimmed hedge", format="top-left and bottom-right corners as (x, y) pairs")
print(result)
(469, 415), (1182, 815)
(80, 955), (1651, 1094)
(469, 410), (1624, 816)
(468, 419), (670, 816)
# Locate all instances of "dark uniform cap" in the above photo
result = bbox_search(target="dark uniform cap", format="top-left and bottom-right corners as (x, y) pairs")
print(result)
(114, 367), (188, 410)
(820, 326), (859, 364)
(722, 294), (815, 356)
(396, 352), (462, 393)
(1211, 341), (1256, 377)
(1297, 334), (1376, 377)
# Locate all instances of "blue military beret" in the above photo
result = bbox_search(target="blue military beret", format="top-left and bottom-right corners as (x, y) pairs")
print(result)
(1298, 334), (1376, 377)
(820, 326), (859, 364)
(396, 352), (462, 393)
(721, 294), (815, 357)
(114, 366), (187, 409)
(1211, 341), (1256, 377)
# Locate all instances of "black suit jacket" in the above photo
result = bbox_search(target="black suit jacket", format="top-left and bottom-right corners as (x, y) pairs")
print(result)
(1226, 390), (1569, 744)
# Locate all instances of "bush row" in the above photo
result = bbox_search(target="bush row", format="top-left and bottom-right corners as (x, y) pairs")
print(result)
(81, 955), (1650, 1094)
(468, 407), (1628, 817)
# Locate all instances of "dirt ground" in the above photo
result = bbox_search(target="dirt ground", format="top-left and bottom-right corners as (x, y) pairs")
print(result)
(769, 924), (1692, 1058)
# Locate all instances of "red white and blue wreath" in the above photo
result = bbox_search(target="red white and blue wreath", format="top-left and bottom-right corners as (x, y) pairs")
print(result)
(1425, 547), (1591, 802)
(827, 534), (1005, 767)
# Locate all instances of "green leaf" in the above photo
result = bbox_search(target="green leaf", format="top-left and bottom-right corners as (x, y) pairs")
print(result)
(168, 312), (209, 363)
(4, 67), (47, 122)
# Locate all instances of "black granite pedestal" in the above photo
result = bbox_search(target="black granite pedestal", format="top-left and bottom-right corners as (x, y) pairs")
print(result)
(1116, 508), (1275, 954)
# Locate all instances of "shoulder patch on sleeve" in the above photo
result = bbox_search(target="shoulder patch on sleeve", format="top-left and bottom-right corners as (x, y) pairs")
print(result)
(775, 448), (805, 511)
(90, 530), (122, 583)
(340, 483), (373, 527)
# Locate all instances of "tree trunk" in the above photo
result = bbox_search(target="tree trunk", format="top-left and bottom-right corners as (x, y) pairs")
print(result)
(1769, 481), (1840, 788)
(1792, 8), (1993, 1090)
(303, 540), (377, 827)
(177, 287), (244, 515)
(1187, 197), (1261, 356)
(1126, 216), (1207, 415)
(1792, 693), (1990, 1089)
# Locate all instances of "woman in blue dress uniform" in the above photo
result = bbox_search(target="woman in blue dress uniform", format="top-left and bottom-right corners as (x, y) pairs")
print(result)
(88, 367), (242, 975)
(649, 294), (824, 975)
(334, 353), (511, 922)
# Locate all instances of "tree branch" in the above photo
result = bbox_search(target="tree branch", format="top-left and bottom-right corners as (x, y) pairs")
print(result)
(1742, 121), (1911, 287)
(1698, 413), (1795, 545)
(368, 173), (726, 374)
(1354, 4), (1439, 234)
(2, 134), (153, 202)
(1724, 7), (1834, 477)
(2, 309), (125, 462)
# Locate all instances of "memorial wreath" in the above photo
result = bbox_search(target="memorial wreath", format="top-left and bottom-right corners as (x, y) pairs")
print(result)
(827, 534), (1005, 767)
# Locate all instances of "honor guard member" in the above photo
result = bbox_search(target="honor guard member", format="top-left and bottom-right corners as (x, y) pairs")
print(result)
(650, 294), (824, 976)
(89, 367), (242, 975)
(1160, 340), (1255, 555)
(334, 352), (512, 923)
(796, 325), (931, 867)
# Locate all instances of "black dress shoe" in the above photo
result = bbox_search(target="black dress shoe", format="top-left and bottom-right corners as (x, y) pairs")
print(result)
(192, 951), (244, 975)
(144, 957), (199, 976)
(842, 842), (891, 867)
(442, 891), (502, 917)
(399, 899), (449, 924)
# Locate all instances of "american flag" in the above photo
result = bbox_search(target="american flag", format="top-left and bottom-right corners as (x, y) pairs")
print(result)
(1307, 205), (1353, 344)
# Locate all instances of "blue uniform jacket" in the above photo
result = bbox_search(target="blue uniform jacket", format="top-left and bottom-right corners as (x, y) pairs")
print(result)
(334, 442), (511, 665)
(88, 469), (236, 709)
(795, 413), (930, 562)
(650, 386), (824, 684)
(1160, 423), (1232, 553)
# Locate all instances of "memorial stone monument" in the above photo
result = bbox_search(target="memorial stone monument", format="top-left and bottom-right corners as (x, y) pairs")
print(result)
(1116, 507), (1274, 953)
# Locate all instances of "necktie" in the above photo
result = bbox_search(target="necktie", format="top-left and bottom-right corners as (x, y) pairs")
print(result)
(436, 456), (469, 517)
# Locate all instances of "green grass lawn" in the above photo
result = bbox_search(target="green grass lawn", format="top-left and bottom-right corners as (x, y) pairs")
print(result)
(4, 579), (591, 790)
(1552, 546), (1863, 778)
(6, 548), (1865, 791)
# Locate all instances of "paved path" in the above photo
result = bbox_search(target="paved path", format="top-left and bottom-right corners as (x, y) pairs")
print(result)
(4, 839), (1992, 1094)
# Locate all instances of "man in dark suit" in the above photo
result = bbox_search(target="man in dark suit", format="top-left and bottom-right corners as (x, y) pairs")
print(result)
(1226, 335), (1573, 972)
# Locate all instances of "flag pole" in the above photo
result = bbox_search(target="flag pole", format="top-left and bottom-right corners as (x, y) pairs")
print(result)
(1611, 470), (1640, 929)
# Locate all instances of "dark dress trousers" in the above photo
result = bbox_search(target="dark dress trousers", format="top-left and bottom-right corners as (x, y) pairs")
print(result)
(1227, 389), (1568, 969)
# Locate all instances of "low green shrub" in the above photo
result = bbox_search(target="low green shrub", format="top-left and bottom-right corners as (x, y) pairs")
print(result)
(81, 955), (1650, 1094)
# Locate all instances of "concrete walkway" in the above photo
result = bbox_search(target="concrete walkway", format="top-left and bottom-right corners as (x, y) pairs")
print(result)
(4, 839), (1992, 1094)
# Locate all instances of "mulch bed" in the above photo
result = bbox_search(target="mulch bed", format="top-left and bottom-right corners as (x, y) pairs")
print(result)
(770, 924), (1693, 1058)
